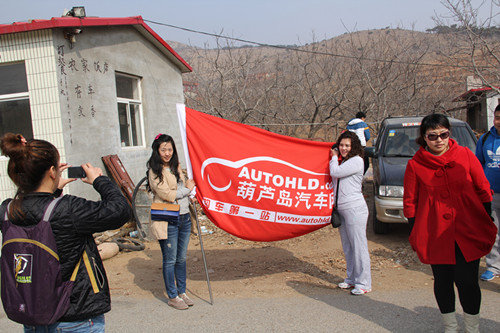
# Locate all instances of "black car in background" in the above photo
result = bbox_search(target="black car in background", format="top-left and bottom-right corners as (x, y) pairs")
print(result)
(365, 116), (477, 234)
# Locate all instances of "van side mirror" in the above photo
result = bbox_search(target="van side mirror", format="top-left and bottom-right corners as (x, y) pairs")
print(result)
(364, 146), (377, 158)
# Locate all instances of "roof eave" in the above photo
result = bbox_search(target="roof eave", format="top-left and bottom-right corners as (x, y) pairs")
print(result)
(453, 86), (500, 102)
(0, 16), (192, 73)
(133, 23), (192, 73)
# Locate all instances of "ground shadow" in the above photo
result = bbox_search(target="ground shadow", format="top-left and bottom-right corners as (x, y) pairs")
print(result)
(186, 247), (340, 283)
(126, 246), (342, 303)
(288, 280), (499, 332)
(125, 249), (168, 304)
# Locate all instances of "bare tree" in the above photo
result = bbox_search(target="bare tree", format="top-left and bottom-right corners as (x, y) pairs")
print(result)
(276, 38), (355, 139)
(433, 0), (500, 93)
(340, 28), (443, 131)
(184, 38), (281, 124)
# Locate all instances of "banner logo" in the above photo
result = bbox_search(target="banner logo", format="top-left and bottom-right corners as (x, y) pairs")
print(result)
(202, 156), (329, 192)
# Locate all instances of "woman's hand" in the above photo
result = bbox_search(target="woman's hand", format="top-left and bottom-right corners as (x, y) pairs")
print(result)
(185, 178), (195, 191)
(81, 163), (103, 185)
(330, 148), (339, 158)
(58, 163), (76, 189)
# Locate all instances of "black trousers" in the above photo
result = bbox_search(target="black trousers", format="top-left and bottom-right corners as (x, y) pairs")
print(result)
(430, 243), (481, 315)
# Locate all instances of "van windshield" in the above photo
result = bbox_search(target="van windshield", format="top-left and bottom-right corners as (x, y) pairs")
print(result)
(382, 125), (476, 157)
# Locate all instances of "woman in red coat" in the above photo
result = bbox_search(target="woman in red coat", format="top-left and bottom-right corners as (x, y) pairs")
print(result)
(403, 114), (496, 333)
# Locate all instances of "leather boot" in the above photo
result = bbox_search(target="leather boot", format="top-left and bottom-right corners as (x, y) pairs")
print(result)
(442, 312), (458, 333)
(463, 313), (479, 333)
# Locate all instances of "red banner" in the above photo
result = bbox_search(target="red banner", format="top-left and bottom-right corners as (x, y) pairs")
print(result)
(186, 108), (334, 241)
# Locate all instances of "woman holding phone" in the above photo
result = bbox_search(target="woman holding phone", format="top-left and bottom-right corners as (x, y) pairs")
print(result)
(0, 133), (131, 331)
(146, 134), (195, 310)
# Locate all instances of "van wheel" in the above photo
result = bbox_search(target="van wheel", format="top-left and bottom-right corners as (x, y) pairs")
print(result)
(372, 201), (390, 234)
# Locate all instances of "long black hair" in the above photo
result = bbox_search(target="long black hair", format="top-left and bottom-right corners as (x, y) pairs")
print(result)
(146, 134), (180, 190)
(416, 114), (451, 147)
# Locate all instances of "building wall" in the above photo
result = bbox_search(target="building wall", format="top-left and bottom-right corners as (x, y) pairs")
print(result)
(486, 94), (499, 130)
(52, 26), (186, 199)
(0, 30), (65, 201)
(0, 26), (187, 201)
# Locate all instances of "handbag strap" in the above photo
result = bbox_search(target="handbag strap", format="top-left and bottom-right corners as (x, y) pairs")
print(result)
(334, 157), (342, 207)
(335, 178), (340, 206)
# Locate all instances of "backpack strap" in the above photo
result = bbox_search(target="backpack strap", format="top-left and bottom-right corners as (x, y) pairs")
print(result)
(3, 199), (13, 222)
(42, 197), (63, 223)
(482, 131), (491, 145)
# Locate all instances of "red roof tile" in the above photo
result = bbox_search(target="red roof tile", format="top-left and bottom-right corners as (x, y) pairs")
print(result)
(0, 16), (192, 72)
(453, 86), (499, 102)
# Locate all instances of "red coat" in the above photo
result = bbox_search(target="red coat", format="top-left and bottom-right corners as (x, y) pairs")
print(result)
(403, 139), (497, 264)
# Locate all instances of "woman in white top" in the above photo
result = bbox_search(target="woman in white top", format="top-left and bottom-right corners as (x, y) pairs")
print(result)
(330, 130), (371, 295)
(146, 134), (195, 310)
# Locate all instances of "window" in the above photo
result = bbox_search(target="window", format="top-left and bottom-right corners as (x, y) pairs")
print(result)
(116, 73), (144, 147)
(0, 62), (33, 139)
(381, 125), (476, 157)
(382, 126), (420, 157)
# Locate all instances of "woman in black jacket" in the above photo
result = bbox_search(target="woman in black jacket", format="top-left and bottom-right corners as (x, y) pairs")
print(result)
(0, 133), (131, 332)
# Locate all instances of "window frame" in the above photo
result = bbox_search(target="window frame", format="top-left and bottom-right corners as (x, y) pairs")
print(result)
(115, 72), (145, 149)
(0, 92), (30, 102)
(0, 64), (31, 161)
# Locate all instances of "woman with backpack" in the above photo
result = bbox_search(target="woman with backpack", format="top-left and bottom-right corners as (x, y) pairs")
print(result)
(403, 114), (496, 333)
(146, 134), (195, 310)
(0, 133), (131, 332)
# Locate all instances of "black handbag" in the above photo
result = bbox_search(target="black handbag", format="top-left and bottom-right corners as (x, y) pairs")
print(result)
(330, 178), (342, 228)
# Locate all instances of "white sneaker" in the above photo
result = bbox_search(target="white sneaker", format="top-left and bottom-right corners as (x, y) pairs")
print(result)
(338, 282), (355, 289)
(351, 288), (371, 295)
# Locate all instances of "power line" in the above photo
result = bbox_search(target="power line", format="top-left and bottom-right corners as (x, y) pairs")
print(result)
(144, 19), (493, 69)
(247, 122), (330, 126)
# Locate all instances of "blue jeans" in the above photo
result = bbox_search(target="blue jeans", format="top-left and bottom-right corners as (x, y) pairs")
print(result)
(23, 315), (105, 333)
(158, 213), (191, 299)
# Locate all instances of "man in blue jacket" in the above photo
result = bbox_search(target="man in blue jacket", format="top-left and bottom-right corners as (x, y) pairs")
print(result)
(475, 104), (500, 281)
(347, 112), (371, 174)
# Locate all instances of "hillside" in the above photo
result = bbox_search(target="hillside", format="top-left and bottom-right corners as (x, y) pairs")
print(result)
(171, 28), (455, 66)
(168, 28), (499, 139)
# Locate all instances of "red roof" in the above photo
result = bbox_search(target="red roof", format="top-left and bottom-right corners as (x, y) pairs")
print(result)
(453, 86), (499, 102)
(0, 16), (192, 73)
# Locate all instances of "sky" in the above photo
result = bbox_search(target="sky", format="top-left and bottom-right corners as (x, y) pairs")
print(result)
(0, 0), (497, 47)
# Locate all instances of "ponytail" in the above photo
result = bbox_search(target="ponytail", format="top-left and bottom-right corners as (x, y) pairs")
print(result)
(0, 133), (59, 220)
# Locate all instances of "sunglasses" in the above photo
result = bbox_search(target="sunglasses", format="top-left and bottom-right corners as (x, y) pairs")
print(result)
(426, 131), (450, 141)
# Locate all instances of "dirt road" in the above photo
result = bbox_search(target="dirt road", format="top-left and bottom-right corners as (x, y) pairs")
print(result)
(104, 179), (499, 300)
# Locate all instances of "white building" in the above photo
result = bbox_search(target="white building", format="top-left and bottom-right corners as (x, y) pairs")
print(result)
(0, 12), (191, 200)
